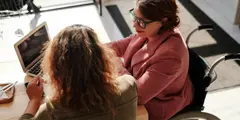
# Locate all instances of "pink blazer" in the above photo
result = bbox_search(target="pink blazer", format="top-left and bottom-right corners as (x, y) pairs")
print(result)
(108, 29), (193, 120)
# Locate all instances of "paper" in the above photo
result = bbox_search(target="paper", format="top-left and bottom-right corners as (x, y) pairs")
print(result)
(0, 87), (9, 99)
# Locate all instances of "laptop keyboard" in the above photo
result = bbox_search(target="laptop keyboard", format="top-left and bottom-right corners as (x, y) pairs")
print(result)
(28, 61), (41, 75)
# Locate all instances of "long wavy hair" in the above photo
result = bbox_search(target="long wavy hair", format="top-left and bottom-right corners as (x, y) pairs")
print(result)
(41, 24), (119, 114)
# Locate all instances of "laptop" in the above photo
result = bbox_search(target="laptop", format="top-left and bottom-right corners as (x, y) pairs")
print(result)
(14, 22), (50, 77)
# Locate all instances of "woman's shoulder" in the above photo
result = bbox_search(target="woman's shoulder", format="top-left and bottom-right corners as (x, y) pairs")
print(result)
(111, 75), (137, 105)
(161, 28), (186, 49)
(116, 74), (137, 93)
(166, 28), (184, 42)
(152, 29), (188, 59)
(116, 74), (136, 87)
(31, 102), (51, 120)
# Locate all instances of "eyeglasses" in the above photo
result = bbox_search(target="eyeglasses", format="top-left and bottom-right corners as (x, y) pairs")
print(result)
(129, 8), (155, 29)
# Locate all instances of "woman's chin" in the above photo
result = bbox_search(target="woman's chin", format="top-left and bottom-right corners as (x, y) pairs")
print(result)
(136, 32), (145, 37)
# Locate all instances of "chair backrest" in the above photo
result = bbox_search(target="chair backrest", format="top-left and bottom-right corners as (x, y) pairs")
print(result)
(171, 48), (214, 118)
(186, 48), (212, 111)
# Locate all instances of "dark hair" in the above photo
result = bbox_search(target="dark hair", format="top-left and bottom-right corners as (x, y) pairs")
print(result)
(41, 24), (119, 114)
(137, 0), (180, 32)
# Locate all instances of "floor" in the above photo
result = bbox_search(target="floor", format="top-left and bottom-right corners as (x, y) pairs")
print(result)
(178, 0), (240, 91)
(0, 0), (240, 119)
(204, 86), (240, 120)
(192, 0), (240, 44)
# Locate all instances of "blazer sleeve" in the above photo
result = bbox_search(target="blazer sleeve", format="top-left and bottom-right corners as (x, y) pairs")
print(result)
(19, 103), (50, 120)
(106, 34), (135, 57)
(136, 52), (182, 104)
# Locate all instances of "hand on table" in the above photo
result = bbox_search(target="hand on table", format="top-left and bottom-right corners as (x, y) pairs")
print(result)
(24, 76), (44, 116)
(26, 76), (43, 102)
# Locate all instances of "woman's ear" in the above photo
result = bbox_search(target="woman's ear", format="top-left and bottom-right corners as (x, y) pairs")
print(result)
(161, 17), (168, 23)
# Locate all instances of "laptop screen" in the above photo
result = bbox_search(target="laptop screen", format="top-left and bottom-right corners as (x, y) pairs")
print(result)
(17, 26), (49, 68)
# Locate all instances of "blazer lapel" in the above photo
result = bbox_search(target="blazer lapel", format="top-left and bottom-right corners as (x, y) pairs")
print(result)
(131, 30), (174, 67)
(123, 36), (147, 68)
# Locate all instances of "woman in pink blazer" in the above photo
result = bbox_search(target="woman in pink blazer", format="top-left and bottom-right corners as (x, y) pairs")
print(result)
(107, 0), (193, 120)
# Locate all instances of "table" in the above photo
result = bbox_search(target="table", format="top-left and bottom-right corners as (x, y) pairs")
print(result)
(136, 105), (148, 120)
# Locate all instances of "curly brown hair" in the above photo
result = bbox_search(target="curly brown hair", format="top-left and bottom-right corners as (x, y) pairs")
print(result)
(137, 0), (180, 32)
(41, 24), (119, 114)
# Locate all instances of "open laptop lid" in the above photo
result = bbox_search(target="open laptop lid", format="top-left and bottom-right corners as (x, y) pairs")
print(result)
(14, 22), (50, 72)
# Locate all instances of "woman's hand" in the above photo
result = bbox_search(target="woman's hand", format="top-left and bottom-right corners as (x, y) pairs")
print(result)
(24, 76), (44, 116)
(26, 76), (43, 102)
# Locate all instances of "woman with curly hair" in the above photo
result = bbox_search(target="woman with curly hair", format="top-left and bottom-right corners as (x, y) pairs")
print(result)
(20, 24), (137, 120)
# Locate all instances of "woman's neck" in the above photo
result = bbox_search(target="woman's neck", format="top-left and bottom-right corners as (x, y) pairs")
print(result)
(147, 34), (158, 43)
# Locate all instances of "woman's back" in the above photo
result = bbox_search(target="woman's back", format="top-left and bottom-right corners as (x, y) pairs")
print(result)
(22, 75), (137, 120)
